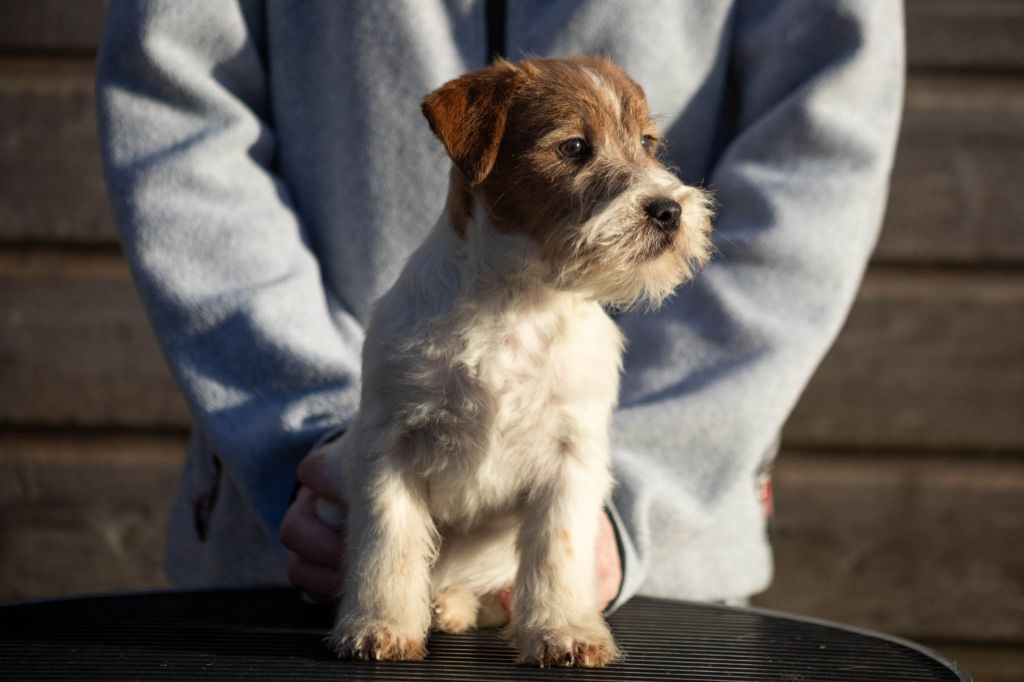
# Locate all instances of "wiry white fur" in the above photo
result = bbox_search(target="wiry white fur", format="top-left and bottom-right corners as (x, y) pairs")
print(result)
(325, 102), (711, 668)
(583, 67), (621, 120)
(327, 208), (624, 661)
(551, 167), (713, 310)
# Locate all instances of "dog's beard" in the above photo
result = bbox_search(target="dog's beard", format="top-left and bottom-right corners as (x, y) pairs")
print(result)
(544, 186), (713, 310)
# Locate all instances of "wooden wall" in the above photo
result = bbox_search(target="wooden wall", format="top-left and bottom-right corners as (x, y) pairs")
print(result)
(0, 2), (1021, 679)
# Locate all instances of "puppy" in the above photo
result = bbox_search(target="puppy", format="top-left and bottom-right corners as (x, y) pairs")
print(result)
(325, 56), (712, 667)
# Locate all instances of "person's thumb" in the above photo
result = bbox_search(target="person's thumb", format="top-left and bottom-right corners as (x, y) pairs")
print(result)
(298, 447), (341, 501)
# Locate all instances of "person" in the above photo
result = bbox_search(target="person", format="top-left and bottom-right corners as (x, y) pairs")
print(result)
(96, 1), (904, 612)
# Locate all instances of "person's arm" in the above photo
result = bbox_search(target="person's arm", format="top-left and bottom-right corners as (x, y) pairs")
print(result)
(96, 0), (363, 536)
(607, 0), (905, 607)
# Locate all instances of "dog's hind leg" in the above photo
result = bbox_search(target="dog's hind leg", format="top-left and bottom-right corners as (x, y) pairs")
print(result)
(477, 590), (511, 628)
(430, 517), (517, 631)
(432, 586), (480, 633)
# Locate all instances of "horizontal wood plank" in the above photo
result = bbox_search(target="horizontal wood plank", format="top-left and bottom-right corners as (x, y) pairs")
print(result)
(754, 451), (1024, 642)
(2, 0), (1022, 72)
(876, 74), (1024, 263)
(0, 433), (183, 600)
(2, 64), (1024, 262)
(924, 643), (1024, 682)
(0, 254), (191, 428)
(2, 256), (1023, 450)
(784, 270), (1024, 450)
(3, 433), (1020, 646)
(0, 1), (109, 52)
(0, 60), (115, 243)
(906, 0), (1024, 71)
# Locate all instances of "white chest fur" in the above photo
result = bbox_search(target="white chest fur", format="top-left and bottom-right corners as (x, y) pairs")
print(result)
(425, 294), (623, 527)
(341, 221), (624, 532)
(328, 55), (708, 666)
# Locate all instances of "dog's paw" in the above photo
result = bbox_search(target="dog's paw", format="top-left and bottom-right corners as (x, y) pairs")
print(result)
(328, 621), (427, 661)
(433, 587), (479, 634)
(476, 590), (511, 628)
(510, 621), (620, 668)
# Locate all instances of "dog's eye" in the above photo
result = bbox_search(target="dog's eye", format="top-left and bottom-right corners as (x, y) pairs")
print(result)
(641, 134), (656, 152)
(558, 138), (592, 161)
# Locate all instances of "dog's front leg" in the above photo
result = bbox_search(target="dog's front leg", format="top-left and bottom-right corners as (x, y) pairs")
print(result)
(329, 452), (436, 661)
(511, 452), (619, 667)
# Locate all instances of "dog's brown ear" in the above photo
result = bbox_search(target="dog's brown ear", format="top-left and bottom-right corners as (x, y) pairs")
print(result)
(422, 60), (522, 187)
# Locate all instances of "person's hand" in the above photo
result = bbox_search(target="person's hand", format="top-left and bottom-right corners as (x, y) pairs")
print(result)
(280, 447), (623, 611)
(498, 511), (622, 615)
(279, 448), (346, 602)
(595, 511), (623, 611)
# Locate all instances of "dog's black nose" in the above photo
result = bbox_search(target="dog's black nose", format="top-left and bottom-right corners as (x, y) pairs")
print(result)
(645, 198), (682, 234)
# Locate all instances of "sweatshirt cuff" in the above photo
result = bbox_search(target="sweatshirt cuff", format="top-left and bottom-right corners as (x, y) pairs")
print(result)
(311, 425), (347, 452)
(289, 426), (348, 504)
(604, 498), (645, 614)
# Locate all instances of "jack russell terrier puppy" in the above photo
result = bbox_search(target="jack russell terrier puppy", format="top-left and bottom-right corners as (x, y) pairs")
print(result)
(324, 55), (712, 667)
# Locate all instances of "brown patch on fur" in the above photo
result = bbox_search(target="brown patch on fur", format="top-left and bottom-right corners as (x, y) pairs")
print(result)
(475, 57), (663, 262)
(558, 528), (573, 556)
(556, 437), (574, 456)
(329, 623), (427, 661)
(422, 59), (523, 188)
(512, 627), (621, 668)
(423, 56), (686, 258)
(444, 166), (475, 239)
(572, 639), (620, 667)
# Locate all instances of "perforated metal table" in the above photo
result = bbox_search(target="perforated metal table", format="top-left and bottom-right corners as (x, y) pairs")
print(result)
(0, 588), (969, 681)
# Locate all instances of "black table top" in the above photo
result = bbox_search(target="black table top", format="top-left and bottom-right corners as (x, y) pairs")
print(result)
(0, 588), (969, 681)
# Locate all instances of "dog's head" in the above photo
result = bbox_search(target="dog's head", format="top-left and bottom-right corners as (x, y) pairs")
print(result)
(423, 56), (712, 309)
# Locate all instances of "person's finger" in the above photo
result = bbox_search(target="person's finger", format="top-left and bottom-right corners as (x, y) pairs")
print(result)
(314, 496), (346, 529)
(595, 512), (622, 612)
(287, 551), (342, 601)
(497, 583), (515, 623)
(498, 583), (513, 612)
(297, 448), (342, 501)
(498, 513), (621, 618)
(279, 488), (346, 566)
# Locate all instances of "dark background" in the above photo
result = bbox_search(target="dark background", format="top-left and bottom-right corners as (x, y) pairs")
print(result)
(0, 1), (1021, 680)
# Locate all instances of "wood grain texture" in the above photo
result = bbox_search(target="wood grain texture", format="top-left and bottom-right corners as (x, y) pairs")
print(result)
(925, 643), (1024, 682)
(2, 433), (1021, 647)
(875, 75), (1024, 263)
(0, 60), (115, 243)
(1, 1), (1020, 660)
(906, 0), (1024, 71)
(2, 0), (1021, 71)
(2, 68), (1024, 264)
(0, 0), (109, 52)
(0, 254), (190, 428)
(3, 256), (1023, 451)
(755, 451), (1024, 642)
(0, 433), (184, 600)
(785, 270), (1024, 451)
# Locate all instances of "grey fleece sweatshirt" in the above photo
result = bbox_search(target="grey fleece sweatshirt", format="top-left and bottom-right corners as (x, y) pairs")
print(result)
(96, 0), (903, 606)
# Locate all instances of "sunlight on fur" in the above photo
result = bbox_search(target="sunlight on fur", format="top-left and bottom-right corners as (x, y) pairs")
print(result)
(325, 55), (712, 668)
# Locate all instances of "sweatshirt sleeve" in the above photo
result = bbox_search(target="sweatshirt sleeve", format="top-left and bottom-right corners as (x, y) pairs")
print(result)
(607, 0), (904, 607)
(96, 0), (363, 535)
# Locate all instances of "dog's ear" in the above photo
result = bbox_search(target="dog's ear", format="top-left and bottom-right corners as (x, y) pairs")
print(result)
(422, 60), (522, 187)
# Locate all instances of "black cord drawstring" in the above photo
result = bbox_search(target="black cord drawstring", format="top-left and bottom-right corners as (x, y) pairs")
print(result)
(486, 0), (507, 62)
